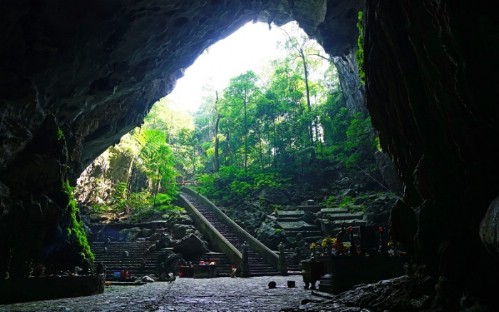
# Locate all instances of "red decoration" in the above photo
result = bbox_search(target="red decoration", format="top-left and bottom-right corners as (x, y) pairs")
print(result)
(348, 226), (353, 233)
(379, 226), (384, 233)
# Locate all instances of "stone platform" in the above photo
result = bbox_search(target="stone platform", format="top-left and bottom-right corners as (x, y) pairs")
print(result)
(0, 275), (105, 304)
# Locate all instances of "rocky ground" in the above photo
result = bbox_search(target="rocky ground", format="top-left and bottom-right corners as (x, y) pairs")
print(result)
(0, 275), (321, 312)
(0, 273), (449, 311)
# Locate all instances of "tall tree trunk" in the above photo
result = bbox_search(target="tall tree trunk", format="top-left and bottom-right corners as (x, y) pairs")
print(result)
(152, 174), (160, 207)
(273, 118), (277, 168)
(124, 156), (136, 215)
(301, 52), (317, 161)
(243, 89), (248, 171)
(301, 49), (314, 144)
(214, 113), (221, 172)
(257, 129), (264, 170)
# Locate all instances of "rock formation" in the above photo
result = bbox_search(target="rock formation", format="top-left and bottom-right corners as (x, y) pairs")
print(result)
(365, 1), (499, 310)
(1, 0), (498, 309)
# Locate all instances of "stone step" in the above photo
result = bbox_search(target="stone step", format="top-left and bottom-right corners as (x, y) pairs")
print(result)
(276, 220), (320, 231)
(321, 212), (364, 220)
(182, 193), (279, 276)
(90, 239), (164, 278)
(275, 211), (305, 221)
(318, 208), (350, 215)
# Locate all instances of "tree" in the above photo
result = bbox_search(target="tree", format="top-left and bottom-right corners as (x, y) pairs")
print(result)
(135, 129), (177, 205)
(219, 71), (261, 171)
(278, 22), (332, 147)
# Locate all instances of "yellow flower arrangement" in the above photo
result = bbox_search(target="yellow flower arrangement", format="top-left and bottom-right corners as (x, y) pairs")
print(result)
(321, 236), (336, 248)
(309, 242), (318, 250)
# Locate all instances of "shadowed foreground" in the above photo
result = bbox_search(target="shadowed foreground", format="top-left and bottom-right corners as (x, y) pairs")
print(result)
(0, 275), (316, 312)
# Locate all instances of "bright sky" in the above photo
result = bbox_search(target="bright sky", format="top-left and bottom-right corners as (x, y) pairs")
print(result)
(166, 21), (290, 113)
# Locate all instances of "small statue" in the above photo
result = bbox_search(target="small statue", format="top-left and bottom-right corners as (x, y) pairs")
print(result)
(378, 226), (387, 254)
(348, 226), (357, 256)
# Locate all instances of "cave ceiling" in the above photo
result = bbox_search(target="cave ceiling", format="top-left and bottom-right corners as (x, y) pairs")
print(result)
(0, 0), (361, 178)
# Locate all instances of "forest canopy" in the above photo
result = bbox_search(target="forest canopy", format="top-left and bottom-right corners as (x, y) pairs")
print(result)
(75, 22), (378, 219)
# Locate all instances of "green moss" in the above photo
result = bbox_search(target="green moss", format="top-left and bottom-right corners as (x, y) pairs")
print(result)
(356, 11), (365, 84)
(339, 196), (354, 208)
(57, 127), (65, 141)
(63, 180), (95, 262)
(324, 195), (336, 207)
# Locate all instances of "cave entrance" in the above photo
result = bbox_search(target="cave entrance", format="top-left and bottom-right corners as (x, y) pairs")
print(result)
(75, 18), (396, 281)
(76, 17), (393, 286)
(72, 12), (394, 300)
(75, 20), (351, 221)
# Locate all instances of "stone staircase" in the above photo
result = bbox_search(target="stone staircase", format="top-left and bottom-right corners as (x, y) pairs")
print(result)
(275, 210), (323, 244)
(271, 205), (368, 271)
(90, 241), (164, 278)
(317, 208), (366, 238)
(181, 193), (280, 277)
(195, 251), (233, 277)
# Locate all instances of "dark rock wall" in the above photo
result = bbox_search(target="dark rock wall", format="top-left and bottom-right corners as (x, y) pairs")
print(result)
(1, 0), (497, 307)
(0, 0), (360, 276)
(332, 49), (366, 114)
(365, 0), (499, 306)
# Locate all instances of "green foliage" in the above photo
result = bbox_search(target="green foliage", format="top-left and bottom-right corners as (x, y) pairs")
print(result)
(195, 173), (219, 197)
(316, 91), (376, 168)
(80, 22), (382, 225)
(154, 193), (174, 207)
(91, 203), (105, 213)
(324, 195), (336, 207)
(157, 204), (184, 213)
(128, 191), (151, 211)
(339, 195), (354, 208)
(356, 11), (365, 84)
(343, 113), (376, 167)
(229, 180), (253, 198)
(153, 194), (185, 218)
(195, 166), (288, 202)
(126, 191), (184, 222)
(57, 128), (64, 141)
(254, 172), (285, 189)
(113, 181), (128, 210)
(63, 180), (94, 262)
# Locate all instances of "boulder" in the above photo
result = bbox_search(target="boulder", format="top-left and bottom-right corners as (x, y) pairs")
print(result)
(172, 233), (208, 259)
(480, 195), (499, 253)
(258, 188), (291, 205)
(256, 221), (285, 249)
(119, 227), (142, 241)
(171, 224), (197, 240)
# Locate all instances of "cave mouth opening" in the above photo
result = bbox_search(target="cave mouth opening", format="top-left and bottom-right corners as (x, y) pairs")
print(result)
(75, 19), (352, 223)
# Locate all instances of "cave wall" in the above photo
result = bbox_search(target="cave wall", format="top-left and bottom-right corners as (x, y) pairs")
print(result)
(332, 49), (366, 115)
(1, 0), (497, 308)
(0, 0), (361, 276)
(365, 0), (499, 307)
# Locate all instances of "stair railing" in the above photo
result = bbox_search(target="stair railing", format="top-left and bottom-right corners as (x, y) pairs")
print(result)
(178, 192), (242, 268)
(180, 187), (279, 270)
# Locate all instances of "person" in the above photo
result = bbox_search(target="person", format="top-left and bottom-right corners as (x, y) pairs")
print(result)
(32, 264), (45, 277)
(335, 223), (347, 242)
(96, 262), (106, 276)
(121, 268), (129, 281)
(81, 257), (93, 275)
(230, 265), (237, 278)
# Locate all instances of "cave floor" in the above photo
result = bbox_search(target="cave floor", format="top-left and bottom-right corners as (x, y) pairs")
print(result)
(0, 275), (324, 312)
